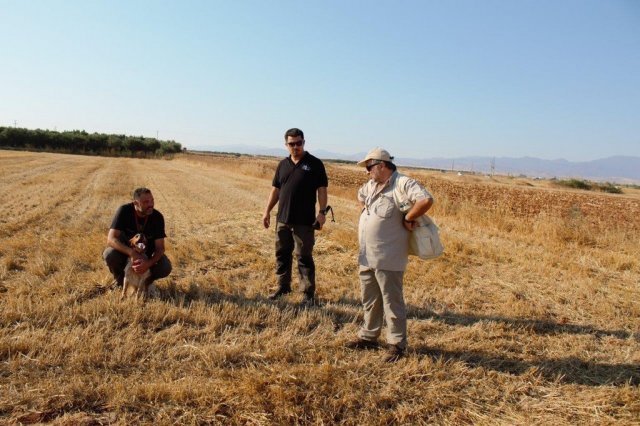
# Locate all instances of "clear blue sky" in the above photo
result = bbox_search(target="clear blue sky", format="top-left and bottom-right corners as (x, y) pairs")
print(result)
(1, 0), (638, 161)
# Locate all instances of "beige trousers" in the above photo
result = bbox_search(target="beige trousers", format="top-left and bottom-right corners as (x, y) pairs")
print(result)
(357, 265), (407, 349)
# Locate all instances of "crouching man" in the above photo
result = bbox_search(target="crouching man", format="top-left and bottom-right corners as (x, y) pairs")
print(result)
(103, 187), (172, 291)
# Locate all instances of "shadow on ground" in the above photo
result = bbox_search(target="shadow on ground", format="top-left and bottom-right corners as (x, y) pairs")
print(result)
(120, 282), (639, 387)
(333, 296), (636, 340)
(413, 345), (640, 386)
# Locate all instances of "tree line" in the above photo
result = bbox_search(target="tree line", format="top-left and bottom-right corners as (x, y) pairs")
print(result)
(0, 127), (182, 157)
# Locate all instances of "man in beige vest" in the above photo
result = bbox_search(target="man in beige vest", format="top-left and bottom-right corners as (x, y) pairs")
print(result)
(346, 148), (433, 362)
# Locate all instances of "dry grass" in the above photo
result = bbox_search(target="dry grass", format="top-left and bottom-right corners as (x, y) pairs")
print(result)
(0, 150), (638, 425)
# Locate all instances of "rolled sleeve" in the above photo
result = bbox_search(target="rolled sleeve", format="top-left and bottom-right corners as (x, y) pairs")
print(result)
(403, 178), (433, 203)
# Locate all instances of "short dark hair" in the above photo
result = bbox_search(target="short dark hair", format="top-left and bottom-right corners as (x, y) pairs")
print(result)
(383, 161), (397, 171)
(132, 187), (152, 200)
(284, 128), (304, 140)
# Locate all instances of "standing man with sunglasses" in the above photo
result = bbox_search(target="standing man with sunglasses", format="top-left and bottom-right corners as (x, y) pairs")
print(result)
(262, 128), (329, 307)
(346, 148), (433, 362)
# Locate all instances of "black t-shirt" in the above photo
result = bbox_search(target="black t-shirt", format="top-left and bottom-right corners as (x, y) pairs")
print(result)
(273, 152), (328, 226)
(110, 203), (167, 257)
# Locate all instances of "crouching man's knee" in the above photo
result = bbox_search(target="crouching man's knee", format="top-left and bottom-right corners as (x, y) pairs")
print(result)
(151, 255), (172, 281)
(103, 247), (127, 271)
(103, 247), (128, 286)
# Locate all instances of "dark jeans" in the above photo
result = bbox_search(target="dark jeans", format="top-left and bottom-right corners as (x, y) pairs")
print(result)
(275, 222), (315, 297)
(103, 247), (172, 286)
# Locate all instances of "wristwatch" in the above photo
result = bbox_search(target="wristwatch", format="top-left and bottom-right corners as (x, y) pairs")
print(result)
(319, 208), (327, 215)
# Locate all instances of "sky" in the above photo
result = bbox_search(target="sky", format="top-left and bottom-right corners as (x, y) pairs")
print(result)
(1, 0), (639, 161)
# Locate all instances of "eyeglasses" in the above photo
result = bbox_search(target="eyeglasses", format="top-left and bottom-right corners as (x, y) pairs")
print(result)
(366, 161), (383, 171)
(286, 140), (304, 147)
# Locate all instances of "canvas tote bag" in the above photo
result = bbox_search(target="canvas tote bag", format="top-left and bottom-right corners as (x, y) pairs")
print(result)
(392, 174), (444, 260)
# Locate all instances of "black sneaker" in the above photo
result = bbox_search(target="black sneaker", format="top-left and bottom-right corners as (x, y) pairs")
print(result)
(268, 288), (291, 300)
(384, 344), (405, 362)
(299, 295), (316, 308)
(345, 339), (380, 350)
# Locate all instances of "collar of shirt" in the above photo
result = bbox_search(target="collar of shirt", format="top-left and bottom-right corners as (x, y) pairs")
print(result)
(288, 151), (308, 165)
(365, 172), (398, 213)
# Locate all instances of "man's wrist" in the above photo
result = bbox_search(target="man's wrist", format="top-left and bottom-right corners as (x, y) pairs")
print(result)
(318, 208), (327, 215)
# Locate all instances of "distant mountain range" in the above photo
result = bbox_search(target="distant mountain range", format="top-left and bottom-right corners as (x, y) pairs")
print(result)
(189, 144), (640, 184)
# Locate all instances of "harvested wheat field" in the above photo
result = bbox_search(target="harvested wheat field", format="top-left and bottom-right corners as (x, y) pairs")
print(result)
(1, 150), (639, 425)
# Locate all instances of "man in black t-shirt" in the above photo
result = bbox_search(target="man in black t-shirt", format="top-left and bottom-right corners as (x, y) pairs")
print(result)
(103, 187), (172, 288)
(262, 128), (329, 307)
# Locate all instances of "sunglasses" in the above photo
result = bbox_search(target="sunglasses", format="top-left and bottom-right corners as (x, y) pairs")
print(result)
(286, 140), (304, 147)
(366, 161), (383, 171)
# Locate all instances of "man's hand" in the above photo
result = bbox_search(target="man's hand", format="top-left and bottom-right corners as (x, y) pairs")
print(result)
(403, 218), (417, 232)
(402, 198), (432, 232)
(263, 187), (279, 229)
(315, 213), (326, 229)
(132, 258), (151, 274)
(130, 250), (148, 273)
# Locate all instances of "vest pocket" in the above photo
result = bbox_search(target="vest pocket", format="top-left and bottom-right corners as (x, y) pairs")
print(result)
(374, 196), (395, 218)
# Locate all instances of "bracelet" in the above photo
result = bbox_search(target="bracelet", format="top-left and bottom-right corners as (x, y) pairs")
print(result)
(403, 217), (413, 223)
(319, 209), (327, 215)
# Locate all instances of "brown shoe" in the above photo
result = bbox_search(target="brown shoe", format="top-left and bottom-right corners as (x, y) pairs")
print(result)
(384, 344), (405, 362)
(345, 339), (380, 350)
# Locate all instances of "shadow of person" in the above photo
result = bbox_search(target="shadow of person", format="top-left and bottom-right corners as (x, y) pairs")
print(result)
(414, 345), (640, 386)
(405, 304), (636, 340)
(153, 281), (636, 342)
(149, 280), (638, 387)
(155, 281), (362, 329)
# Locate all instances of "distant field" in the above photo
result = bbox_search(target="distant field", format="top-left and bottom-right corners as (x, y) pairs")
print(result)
(1, 150), (638, 425)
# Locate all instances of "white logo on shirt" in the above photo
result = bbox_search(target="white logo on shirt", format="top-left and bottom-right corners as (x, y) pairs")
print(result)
(301, 164), (311, 171)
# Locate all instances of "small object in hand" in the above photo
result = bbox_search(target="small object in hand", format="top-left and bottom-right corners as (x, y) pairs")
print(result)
(313, 205), (335, 230)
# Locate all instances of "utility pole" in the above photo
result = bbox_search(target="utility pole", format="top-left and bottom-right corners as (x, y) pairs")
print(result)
(490, 157), (496, 177)
(156, 130), (159, 140)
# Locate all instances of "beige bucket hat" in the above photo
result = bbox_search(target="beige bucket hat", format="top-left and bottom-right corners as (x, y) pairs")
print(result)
(357, 147), (394, 167)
